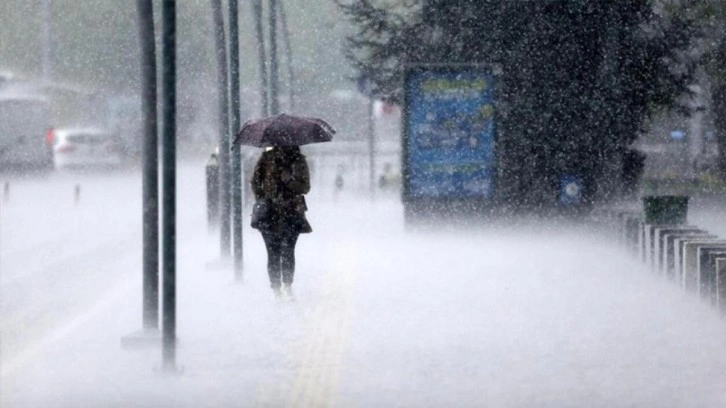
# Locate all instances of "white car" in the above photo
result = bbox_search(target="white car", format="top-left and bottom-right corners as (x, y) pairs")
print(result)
(51, 127), (123, 170)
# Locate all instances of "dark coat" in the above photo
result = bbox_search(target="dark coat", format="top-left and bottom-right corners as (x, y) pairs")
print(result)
(251, 148), (312, 234)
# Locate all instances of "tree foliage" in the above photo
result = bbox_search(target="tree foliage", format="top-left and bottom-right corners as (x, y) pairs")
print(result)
(0, 0), (352, 94)
(667, 0), (726, 176)
(338, 0), (700, 207)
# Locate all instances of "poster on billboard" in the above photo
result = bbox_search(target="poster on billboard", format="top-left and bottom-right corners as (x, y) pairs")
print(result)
(403, 64), (497, 202)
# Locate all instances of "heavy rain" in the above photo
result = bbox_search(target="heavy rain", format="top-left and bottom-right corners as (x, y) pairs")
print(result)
(2, 0), (726, 407)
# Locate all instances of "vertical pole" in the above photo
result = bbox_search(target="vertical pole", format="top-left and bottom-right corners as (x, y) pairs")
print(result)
(252, 0), (269, 116)
(41, 0), (52, 82)
(161, 0), (177, 371)
(278, 0), (295, 110)
(229, 0), (243, 279)
(206, 153), (219, 231)
(212, 0), (231, 258)
(368, 95), (375, 199)
(136, 0), (159, 331)
(269, 0), (279, 115)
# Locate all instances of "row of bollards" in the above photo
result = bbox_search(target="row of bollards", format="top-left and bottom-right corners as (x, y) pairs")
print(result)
(596, 195), (726, 315)
(1, 181), (83, 205)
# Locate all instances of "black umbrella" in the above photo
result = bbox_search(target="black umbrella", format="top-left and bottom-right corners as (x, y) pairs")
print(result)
(231, 113), (335, 148)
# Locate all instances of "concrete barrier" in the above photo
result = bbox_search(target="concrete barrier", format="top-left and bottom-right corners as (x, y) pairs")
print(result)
(602, 202), (726, 317)
(673, 236), (718, 285)
(645, 225), (700, 272)
(696, 247), (726, 302)
(657, 229), (707, 276)
(643, 224), (667, 267)
(637, 219), (649, 262)
(680, 240), (726, 292)
(624, 214), (643, 257)
(716, 258), (726, 315)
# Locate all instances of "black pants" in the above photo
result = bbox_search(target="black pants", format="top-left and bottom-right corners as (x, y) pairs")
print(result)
(261, 231), (300, 289)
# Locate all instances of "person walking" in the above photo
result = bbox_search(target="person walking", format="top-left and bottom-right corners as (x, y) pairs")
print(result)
(232, 113), (333, 299)
(251, 145), (312, 299)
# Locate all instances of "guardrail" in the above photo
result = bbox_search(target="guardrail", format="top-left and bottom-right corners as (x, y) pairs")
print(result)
(594, 202), (726, 315)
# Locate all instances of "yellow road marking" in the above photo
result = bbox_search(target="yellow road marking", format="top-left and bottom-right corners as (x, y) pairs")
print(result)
(252, 243), (358, 407)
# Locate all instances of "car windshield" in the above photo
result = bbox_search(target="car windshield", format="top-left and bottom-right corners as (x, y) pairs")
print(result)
(66, 133), (108, 144)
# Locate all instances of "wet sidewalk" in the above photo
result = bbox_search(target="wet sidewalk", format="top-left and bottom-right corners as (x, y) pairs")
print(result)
(4, 197), (726, 407)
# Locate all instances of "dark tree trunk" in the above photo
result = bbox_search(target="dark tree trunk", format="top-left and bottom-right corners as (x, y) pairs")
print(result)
(715, 82), (726, 178)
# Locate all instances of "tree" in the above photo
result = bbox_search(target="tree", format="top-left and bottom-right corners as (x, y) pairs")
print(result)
(715, 42), (726, 178)
(673, 0), (726, 178)
(338, 0), (699, 209)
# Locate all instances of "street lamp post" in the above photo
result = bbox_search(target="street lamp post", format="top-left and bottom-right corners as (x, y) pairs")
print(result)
(229, 0), (243, 279)
(269, 0), (279, 115)
(160, 0), (178, 372)
(252, 0), (269, 116)
(278, 1), (295, 110)
(41, 0), (52, 82)
(137, 0), (159, 332)
(212, 0), (231, 258)
(121, 0), (161, 350)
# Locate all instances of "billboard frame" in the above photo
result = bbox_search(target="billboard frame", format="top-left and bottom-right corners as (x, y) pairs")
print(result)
(401, 63), (502, 221)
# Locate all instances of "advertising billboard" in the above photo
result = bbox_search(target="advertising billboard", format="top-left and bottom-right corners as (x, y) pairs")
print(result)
(403, 65), (497, 201)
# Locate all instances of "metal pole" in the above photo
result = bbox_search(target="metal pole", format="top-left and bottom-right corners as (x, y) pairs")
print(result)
(229, 0), (243, 279)
(41, 0), (52, 82)
(368, 95), (375, 199)
(252, 0), (269, 116)
(269, 0), (279, 115)
(212, 0), (231, 257)
(161, 0), (177, 371)
(136, 0), (159, 331)
(206, 153), (220, 231)
(278, 0), (295, 110)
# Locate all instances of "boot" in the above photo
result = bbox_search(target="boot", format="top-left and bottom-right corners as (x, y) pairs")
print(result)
(281, 284), (294, 301)
(271, 285), (282, 300)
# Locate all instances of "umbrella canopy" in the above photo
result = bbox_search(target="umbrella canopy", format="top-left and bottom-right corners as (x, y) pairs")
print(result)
(232, 113), (335, 148)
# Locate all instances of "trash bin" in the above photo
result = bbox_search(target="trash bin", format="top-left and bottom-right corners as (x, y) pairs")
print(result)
(642, 195), (689, 225)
